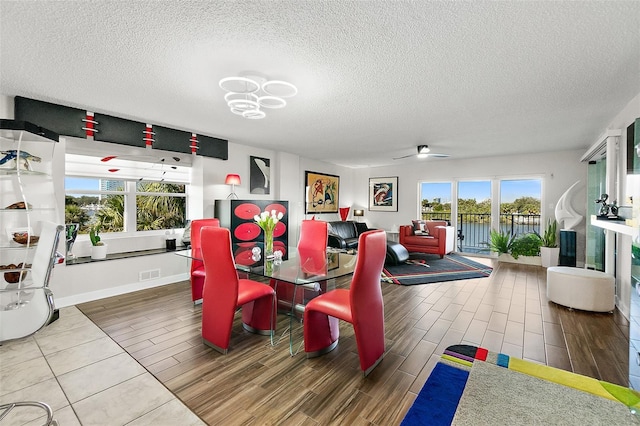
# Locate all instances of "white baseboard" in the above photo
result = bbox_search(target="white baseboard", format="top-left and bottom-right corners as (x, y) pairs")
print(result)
(54, 273), (189, 308)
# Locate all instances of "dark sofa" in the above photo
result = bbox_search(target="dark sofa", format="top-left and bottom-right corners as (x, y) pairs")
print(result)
(327, 220), (371, 250)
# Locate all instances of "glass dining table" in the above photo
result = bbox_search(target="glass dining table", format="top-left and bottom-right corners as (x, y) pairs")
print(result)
(176, 243), (358, 355)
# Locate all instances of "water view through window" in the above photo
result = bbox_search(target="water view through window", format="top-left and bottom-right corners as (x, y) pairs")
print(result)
(65, 177), (186, 234)
(421, 178), (541, 253)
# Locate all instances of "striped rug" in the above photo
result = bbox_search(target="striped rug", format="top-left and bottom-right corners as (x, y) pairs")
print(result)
(381, 253), (492, 285)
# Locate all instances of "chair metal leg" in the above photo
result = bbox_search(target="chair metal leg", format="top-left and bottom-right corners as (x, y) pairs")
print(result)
(305, 339), (339, 358)
(203, 338), (228, 355)
(362, 353), (384, 377)
(0, 401), (55, 425)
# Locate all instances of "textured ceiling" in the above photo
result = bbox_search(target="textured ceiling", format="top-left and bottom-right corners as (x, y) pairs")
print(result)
(1, 1), (639, 168)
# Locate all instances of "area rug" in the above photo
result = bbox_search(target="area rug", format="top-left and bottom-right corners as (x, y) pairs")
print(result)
(381, 253), (492, 285)
(401, 344), (640, 425)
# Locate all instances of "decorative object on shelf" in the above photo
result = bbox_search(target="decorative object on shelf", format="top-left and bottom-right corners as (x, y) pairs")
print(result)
(165, 230), (176, 251)
(595, 193), (620, 219)
(0, 150), (41, 171)
(90, 224), (108, 260)
(250, 156), (270, 194)
(369, 176), (398, 212)
(12, 232), (39, 245)
(225, 173), (241, 199)
(254, 209), (283, 259)
(219, 75), (298, 119)
(339, 207), (350, 221)
(251, 246), (261, 262)
(1, 263), (30, 283)
(305, 171), (339, 214)
(4, 201), (30, 209)
(65, 223), (79, 259)
(555, 180), (583, 230)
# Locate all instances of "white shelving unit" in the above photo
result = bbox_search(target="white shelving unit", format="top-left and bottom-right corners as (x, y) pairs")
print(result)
(0, 120), (59, 294)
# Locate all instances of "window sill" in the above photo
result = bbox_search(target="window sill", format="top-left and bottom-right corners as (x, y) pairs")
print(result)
(66, 245), (188, 265)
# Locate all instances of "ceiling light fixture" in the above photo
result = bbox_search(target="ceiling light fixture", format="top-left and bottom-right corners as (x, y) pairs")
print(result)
(219, 76), (297, 119)
(416, 145), (431, 158)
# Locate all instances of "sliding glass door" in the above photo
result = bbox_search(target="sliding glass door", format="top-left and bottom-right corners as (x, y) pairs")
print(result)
(420, 182), (452, 222)
(499, 179), (541, 236)
(586, 160), (606, 271)
(419, 178), (542, 254)
(457, 181), (491, 254)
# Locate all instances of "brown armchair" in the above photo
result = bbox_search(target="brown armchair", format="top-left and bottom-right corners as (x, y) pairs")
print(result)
(399, 220), (455, 258)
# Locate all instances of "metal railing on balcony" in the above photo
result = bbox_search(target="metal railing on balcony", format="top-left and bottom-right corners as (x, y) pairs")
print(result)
(421, 212), (541, 253)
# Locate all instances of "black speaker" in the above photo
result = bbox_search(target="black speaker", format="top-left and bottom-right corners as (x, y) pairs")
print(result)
(559, 230), (577, 267)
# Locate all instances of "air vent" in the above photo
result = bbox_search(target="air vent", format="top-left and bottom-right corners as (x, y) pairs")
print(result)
(139, 269), (160, 281)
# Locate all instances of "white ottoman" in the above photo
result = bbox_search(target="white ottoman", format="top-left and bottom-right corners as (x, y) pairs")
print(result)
(546, 267), (615, 312)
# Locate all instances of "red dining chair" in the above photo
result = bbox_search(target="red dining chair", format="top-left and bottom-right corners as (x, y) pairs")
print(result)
(190, 218), (220, 303)
(200, 227), (276, 354)
(272, 220), (328, 312)
(303, 229), (387, 376)
(298, 219), (328, 253)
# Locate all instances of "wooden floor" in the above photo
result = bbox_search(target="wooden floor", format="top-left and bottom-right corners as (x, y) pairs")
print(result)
(77, 259), (630, 425)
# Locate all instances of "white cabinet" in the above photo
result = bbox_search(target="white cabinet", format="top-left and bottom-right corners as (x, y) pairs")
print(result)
(0, 120), (59, 291)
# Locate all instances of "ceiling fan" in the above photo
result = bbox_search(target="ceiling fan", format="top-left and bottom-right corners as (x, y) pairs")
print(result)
(393, 145), (450, 160)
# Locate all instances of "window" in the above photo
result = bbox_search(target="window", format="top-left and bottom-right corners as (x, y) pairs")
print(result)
(420, 182), (452, 221)
(65, 153), (189, 234)
(458, 181), (491, 253)
(420, 177), (542, 253)
(499, 179), (541, 235)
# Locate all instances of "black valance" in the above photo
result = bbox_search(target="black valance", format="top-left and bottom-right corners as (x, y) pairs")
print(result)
(14, 96), (227, 160)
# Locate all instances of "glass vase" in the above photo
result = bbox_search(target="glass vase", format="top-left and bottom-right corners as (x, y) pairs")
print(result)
(264, 228), (274, 259)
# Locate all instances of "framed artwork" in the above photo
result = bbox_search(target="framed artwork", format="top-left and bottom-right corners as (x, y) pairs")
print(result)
(305, 171), (339, 214)
(369, 176), (398, 211)
(250, 156), (270, 194)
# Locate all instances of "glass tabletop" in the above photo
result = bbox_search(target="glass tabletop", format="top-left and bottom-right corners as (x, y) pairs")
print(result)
(176, 244), (358, 285)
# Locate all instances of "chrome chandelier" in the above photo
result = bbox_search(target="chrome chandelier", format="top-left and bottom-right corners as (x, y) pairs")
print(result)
(219, 76), (298, 119)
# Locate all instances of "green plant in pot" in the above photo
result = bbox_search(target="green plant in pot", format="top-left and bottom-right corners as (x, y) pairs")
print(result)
(90, 223), (108, 260)
(510, 233), (542, 259)
(540, 219), (560, 267)
(89, 225), (102, 246)
(541, 219), (557, 248)
(486, 229), (515, 255)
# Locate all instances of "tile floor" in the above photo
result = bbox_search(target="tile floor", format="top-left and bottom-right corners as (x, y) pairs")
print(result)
(0, 306), (205, 425)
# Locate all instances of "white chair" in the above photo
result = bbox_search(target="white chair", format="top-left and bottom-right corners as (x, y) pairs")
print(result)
(1, 221), (64, 342)
(0, 221), (63, 426)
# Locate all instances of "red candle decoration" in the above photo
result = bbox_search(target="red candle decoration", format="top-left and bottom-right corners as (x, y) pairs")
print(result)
(339, 207), (350, 221)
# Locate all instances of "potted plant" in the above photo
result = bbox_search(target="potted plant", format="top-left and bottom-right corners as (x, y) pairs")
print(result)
(487, 229), (542, 265)
(510, 233), (542, 260)
(90, 223), (108, 260)
(540, 219), (559, 267)
(486, 229), (515, 255)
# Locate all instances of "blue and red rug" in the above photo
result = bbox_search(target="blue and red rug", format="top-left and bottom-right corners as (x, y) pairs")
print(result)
(381, 253), (492, 285)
